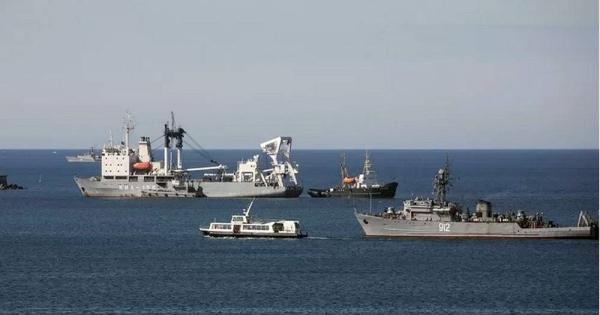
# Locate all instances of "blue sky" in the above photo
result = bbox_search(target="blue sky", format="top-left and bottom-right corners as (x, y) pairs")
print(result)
(0, 0), (597, 149)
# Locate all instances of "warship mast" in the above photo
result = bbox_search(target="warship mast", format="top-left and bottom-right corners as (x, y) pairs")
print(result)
(433, 153), (451, 205)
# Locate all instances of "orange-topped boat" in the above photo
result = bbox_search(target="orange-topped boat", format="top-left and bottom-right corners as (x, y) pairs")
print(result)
(307, 152), (398, 199)
(133, 161), (152, 171)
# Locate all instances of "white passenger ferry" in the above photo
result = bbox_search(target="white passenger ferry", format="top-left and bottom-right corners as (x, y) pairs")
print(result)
(199, 199), (307, 238)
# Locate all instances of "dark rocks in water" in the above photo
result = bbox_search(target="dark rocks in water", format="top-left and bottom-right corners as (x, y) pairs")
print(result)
(0, 183), (25, 190)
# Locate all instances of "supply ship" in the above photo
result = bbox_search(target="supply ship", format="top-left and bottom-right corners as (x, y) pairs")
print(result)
(355, 155), (598, 239)
(74, 112), (302, 198)
(307, 152), (397, 198)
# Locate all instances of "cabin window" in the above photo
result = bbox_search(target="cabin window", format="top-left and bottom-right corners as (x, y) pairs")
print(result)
(243, 225), (269, 230)
(213, 224), (231, 230)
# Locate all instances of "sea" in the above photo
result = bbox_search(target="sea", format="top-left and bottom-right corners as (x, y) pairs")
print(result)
(0, 149), (598, 315)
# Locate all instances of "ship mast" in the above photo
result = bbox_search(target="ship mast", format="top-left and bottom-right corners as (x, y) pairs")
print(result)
(340, 153), (349, 179)
(171, 112), (184, 170)
(433, 153), (451, 205)
(362, 151), (371, 175)
(105, 130), (114, 149)
(123, 111), (135, 151)
(163, 112), (186, 174)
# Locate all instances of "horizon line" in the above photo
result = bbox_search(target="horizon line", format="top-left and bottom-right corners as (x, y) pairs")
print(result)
(0, 148), (598, 151)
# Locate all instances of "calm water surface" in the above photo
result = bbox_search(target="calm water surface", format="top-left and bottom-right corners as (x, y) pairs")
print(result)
(0, 150), (598, 314)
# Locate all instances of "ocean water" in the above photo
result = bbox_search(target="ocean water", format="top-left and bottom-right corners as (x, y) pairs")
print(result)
(0, 149), (598, 315)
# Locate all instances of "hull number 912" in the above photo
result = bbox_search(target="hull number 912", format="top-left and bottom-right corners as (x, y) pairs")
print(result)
(438, 223), (450, 232)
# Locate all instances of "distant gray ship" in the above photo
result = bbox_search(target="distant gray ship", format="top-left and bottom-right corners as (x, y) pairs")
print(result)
(355, 155), (598, 239)
(66, 147), (101, 162)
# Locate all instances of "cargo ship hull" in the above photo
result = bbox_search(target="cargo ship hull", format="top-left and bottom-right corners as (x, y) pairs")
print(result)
(198, 182), (303, 198)
(75, 176), (201, 198)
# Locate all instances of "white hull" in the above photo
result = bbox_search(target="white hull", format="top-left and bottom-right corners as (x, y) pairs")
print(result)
(200, 230), (306, 238)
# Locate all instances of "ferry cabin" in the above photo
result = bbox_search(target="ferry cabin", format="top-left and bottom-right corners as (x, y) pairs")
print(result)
(206, 221), (299, 235)
(208, 214), (299, 233)
(202, 213), (304, 238)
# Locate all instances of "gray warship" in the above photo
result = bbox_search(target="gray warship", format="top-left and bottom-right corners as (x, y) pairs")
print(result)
(74, 112), (219, 197)
(66, 147), (101, 162)
(355, 155), (599, 239)
(196, 137), (303, 198)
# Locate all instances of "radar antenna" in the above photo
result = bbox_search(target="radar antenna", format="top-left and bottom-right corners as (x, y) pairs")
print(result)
(433, 153), (452, 205)
(123, 111), (136, 150)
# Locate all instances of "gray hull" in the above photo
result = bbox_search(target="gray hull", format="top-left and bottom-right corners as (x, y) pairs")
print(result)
(355, 213), (597, 239)
(198, 182), (303, 198)
(66, 156), (100, 162)
(74, 177), (201, 197)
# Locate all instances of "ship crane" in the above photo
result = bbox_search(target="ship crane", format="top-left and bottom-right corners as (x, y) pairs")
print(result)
(260, 137), (300, 187)
(181, 165), (228, 172)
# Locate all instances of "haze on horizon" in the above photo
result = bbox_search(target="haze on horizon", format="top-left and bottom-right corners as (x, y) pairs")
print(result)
(0, 0), (598, 150)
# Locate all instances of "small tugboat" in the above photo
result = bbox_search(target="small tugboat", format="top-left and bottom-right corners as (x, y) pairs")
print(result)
(307, 152), (398, 198)
(199, 198), (307, 238)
